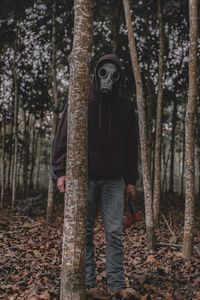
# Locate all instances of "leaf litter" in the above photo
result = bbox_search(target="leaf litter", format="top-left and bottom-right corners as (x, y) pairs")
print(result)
(0, 194), (200, 300)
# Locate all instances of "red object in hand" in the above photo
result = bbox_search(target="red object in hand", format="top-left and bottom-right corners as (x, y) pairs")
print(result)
(132, 211), (142, 222)
(123, 215), (133, 229)
(123, 212), (142, 229)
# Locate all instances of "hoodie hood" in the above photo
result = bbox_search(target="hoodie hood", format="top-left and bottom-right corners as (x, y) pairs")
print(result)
(91, 53), (122, 102)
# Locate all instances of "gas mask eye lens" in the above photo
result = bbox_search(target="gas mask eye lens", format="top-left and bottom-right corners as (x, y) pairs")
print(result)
(113, 71), (120, 81)
(98, 68), (107, 78)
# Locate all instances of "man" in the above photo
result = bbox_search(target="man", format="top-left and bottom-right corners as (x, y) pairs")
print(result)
(52, 54), (139, 299)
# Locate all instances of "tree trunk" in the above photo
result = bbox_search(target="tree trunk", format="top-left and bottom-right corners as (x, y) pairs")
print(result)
(181, 115), (185, 197)
(161, 142), (171, 193)
(183, 0), (198, 259)
(153, 0), (164, 226)
(12, 37), (19, 209)
(146, 80), (153, 174)
(60, 0), (93, 298)
(33, 133), (42, 190)
(29, 117), (37, 192)
(46, 0), (60, 222)
(7, 121), (13, 192)
(196, 110), (200, 195)
(0, 122), (6, 209)
(22, 111), (31, 199)
(123, 0), (155, 250)
(169, 97), (178, 192)
(143, 10), (153, 175)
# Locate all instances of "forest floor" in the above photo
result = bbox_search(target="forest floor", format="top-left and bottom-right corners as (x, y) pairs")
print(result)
(0, 193), (200, 300)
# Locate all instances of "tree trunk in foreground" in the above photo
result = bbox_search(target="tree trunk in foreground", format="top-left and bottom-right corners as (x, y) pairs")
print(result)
(123, 0), (155, 250)
(183, 0), (198, 259)
(153, 0), (164, 226)
(60, 0), (93, 299)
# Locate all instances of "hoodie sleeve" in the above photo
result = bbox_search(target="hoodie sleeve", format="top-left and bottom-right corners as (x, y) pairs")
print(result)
(123, 100), (139, 185)
(51, 105), (68, 181)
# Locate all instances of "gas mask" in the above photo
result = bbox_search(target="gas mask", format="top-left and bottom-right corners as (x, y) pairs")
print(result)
(97, 63), (120, 94)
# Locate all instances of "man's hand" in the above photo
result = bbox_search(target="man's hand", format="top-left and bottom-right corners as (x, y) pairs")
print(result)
(57, 176), (66, 193)
(126, 184), (137, 198)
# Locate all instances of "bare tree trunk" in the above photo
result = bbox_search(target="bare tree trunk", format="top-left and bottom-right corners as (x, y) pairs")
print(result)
(7, 121), (13, 192)
(143, 11), (154, 175)
(197, 111), (200, 195)
(123, 0), (155, 249)
(169, 97), (178, 192)
(0, 122), (6, 209)
(153, 0), (164, 226)
(33, 133), (42, 190)
(146, 81), (153, 174)
(181, 116), (185, 197)
(60, 0), (93, 299)
(22, 111), (31, 199)
(162, 143), (171, 193)
(183, 0), (198, 259)
(29, 118), (37, 192)
(12, 38), (19, 209)
(46, 1), (60, 222)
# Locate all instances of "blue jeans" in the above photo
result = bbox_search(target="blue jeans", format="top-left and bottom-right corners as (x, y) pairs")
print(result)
(86, 179), (126, 292)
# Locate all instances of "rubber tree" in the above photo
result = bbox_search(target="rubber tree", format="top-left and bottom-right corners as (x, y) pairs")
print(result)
(123, 0), (156, 250)
(153, 0), (164, 226)
(183, 0), (198, 259)
(60, 0), (93, 299)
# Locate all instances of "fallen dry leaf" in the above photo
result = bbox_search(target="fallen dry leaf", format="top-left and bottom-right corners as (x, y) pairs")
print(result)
(39, 290), (50, 300)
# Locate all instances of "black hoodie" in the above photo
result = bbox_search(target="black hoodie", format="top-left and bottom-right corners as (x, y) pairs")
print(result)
(52, 53), (139, 185)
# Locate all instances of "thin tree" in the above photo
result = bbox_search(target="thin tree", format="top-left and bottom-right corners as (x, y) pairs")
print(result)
(123, 0), (155, 249)
(33, 131), (42, 190)
(169, 96), (177, 192)
(12, 33), (19, 209)
(183, 0), (198, 258)
(46, 0), (59, 222)
(60, 0), (93, 299)
(0, 122), (6, 208)
(153, 0), (164, 226)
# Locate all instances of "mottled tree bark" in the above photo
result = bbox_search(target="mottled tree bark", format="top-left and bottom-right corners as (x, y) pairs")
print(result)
(46, 0), (59, 222)
(153, 0), (164, 226)
(60, 0), (93, 299)
(123, 0), (155, 249)
(143, 11), (153, 175)
(183, 0), (198, 259)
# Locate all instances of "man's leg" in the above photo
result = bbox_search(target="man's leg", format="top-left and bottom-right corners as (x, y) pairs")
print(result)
(101, 179), (126, 292)
(86, 180), (98, 288)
